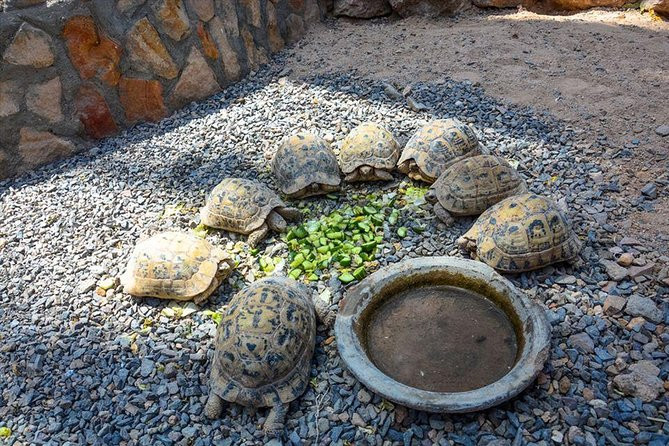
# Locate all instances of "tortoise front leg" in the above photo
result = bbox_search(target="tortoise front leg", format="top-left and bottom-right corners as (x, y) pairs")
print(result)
(433, 203), (454, 226)
(344, 171), (360, 183)
(247, 223), (269, 248)
(277, 207), (301, 222)
(313, 294), (335, 328)
(263, 403), (288, 437)
(204, 392), (225, 419)
(374, 169), (394, 181)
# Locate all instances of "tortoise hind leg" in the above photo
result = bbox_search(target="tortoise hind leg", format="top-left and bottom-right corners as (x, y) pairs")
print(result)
(247, 223), (269, 248)
(205, 392), (225, 419)
(263, 403), (288, 437)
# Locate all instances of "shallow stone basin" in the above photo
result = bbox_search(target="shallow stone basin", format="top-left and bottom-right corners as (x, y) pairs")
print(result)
(335, 256), (551, 413)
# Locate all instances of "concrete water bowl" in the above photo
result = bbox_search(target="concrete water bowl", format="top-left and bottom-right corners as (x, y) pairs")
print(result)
(335, 256), (551, 413)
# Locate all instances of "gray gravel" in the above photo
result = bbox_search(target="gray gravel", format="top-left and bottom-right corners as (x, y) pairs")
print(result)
(1, 52), (668, 446)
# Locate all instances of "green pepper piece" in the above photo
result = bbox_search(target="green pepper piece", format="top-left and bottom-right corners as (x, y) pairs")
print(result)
(371, 215), (384, 226)
(288, 268), (302, 279)
(294, 225), (308, 239)
(339, 272), (355, 284)
(397, 226), (408, 238)
(353, 266), (366, 280)
(338, 255), (352, 267)
(289, 253), (305, 268)
(358, 222), (371, 232)
(361, 241), (376, 253)
(326, 231), (344, 240)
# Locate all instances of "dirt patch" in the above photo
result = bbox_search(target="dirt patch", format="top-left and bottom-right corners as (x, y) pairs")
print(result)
(284, 8), (669, 248)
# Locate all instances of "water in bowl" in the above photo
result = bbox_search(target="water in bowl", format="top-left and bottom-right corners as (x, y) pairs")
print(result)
(364, 284), (518, 392)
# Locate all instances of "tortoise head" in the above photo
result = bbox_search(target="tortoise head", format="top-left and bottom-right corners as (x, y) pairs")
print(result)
(359, 166), (373, 177)
(425, 187), (438, 204)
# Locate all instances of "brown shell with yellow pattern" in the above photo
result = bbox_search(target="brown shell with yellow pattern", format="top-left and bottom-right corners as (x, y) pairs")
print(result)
(209, 277), (316, 407)
(201, 178), (286, 234)
(120, 232), (234, 303)
(457, 194), (581, 273)
(431, 155), (527, 216)
(339, 122), (400, 181)
(397, 119), (481, 183)
(272, 131), (341, 198)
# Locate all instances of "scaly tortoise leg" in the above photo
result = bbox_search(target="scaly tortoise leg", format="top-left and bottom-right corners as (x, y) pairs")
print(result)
(344, 172), (360, 182)
(247, 223), (269, 248)
(277, 207), (301, 222)
(205, 392), (225, 419)
(433, 203), (455, 226)
(263, 403), (288, 437)
(374, 169), (394, 181)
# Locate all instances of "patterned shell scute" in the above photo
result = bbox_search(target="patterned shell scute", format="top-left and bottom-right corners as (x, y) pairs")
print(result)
(398, 119), (480, 180)
(339, 122), (400, 174)
(201, 178), (285, 233)
(472, 194), (581, 272)
(122, 231), (225, 298)
(210, 277), (316, 407)
(434, 155), (527, 215)
(272, 132), (341, 196)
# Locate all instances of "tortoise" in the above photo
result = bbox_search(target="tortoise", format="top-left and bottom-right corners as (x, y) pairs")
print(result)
(339, 122), (400, 182)
(426, 155), (527, 226)
(200, 178), (301, 247)
(272, 131), (341, 198)
(120, 231), (234, 303)
(397, 118), (481, 183)
(457, 193), (581, 273)
(205, 276), (332, 436)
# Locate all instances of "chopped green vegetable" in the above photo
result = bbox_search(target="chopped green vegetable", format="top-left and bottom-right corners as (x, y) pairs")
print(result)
(361, 241), (376, 253)
(281, 196), (402, 282)
(326, 231), (344, 240)
(290, 253), (305, 268)
(191, 222), (208, 239)
(353, 266), (367, 280)
(397, 226), (408, 238)
(294, 226), (308, 238)
(338, 255), (351, 267)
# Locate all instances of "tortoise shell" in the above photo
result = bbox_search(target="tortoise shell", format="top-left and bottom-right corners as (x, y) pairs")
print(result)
(339, 122), (400, 174)
(459, 194), (581, 273)
(120, 232), (233, 302)
(201, 178), (286, 234)
(209, 277), (316, 407)
(272, 132), (341, 197)
(397, 119), (480, 182)
(432, 155), (527, 216)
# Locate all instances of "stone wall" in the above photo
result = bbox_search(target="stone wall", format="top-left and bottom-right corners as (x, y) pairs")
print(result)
(0, 0), (323, 179)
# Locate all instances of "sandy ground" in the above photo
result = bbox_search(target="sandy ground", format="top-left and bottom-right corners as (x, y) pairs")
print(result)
(283, 8), (669, 247)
